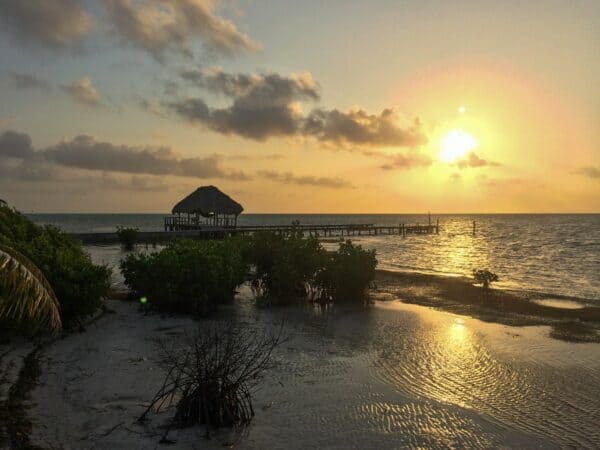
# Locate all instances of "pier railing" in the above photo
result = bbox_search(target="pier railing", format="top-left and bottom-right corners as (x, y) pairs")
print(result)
(72, 222), (440, 245)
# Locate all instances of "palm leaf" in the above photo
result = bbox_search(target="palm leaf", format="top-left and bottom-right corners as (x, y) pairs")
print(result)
(0, 243), (62, 333)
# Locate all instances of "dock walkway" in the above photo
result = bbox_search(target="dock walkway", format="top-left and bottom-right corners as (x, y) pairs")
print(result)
(71, 222), (439, 245)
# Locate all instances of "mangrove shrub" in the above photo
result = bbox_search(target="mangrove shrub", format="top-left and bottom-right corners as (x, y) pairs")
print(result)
(140, 324), (280, 442)
(315, 240), (377, 303)
(0, 206), (110, 329)
(472, 269), (499, 290)
(116, 226), (139, 250)
(120, 238), (247, 316)
(246, 230), (325, 302)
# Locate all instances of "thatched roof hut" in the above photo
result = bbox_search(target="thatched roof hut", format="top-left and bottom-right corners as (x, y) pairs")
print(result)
(166, 186), (243, 230)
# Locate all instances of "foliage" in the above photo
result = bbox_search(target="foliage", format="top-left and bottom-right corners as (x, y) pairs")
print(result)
(472, 269), (499, 290)
(140, 323), (281, 443)
(116, 226), (139, 250)
(315, 240), (377, 303)
(0, 207), (111, 329)
(0, 244), (62, 333)
(120, 238), (247, 316)
(245, 229), (325, 303)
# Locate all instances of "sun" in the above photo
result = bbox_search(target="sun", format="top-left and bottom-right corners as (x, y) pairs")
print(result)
(439, 129), (479, 163)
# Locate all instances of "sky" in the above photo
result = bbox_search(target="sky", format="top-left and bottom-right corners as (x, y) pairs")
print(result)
(0, 0), (598, 213)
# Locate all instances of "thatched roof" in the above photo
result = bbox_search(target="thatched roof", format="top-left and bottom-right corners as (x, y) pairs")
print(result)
(172, 186), (243, 216)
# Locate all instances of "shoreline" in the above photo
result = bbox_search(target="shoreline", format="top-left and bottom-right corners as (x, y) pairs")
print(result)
(374, 269), (600, 342)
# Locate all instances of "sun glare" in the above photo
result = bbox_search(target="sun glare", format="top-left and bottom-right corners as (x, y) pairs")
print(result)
(440, 129), (479, 163)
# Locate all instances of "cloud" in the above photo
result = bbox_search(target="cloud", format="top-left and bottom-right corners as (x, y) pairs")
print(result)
(304, 109), (425, 147)
(62, 77), (101, 106)
(0, 130), (249, 181)
(259, 170), (353, 189)
(106, 0), (260, 60)
(172, 67), (423, 148)
(172, 70), (320, 140)
(573, 166), (600, 180)
(181, 67), (258, 96)
(0, 130), (35, 159)
(8, 72), (51, 91)
(377, 152), (432, 170)
(43, 135), (228, 178)
(0, 0), (92, 48)
(456, 151), (491, 169)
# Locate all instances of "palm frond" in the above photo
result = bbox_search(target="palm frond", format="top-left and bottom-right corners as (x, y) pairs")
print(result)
(0, 244), (62, 333)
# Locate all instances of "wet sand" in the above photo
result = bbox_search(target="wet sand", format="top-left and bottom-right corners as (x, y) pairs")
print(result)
(21, 284), (600, 449)
(375, 270), (600, 342)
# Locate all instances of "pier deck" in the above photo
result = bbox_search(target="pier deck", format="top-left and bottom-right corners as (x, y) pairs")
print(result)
(71, 222), (439, 245)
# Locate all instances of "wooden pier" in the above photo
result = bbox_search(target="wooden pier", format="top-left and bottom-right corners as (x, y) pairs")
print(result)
(72, 222), (439, 245)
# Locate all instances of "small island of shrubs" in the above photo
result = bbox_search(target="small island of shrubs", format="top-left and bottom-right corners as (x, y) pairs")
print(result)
(120, 228), (378, 315)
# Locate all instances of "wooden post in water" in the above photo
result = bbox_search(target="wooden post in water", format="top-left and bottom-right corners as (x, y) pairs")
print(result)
(436, 218), (439, 234)
(473, 221), (476, 235)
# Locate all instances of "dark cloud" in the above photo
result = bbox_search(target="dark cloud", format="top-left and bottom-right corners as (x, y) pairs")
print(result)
(0, 130), (35, 159)
(0, 130), (249, 181)
(259, 170), (353, 189)
(378, 152), (432, 170)
(172, 68), (422, 148)
(181, 67), (258, 97)
(172, 71), (320, 140)
(61, 77), (100, 106)
(573, 166), (600, 180)
(8, 72), (51, 91)
(43, 135), (227, 178)
(0, 0), (92, 48)
(456, 152), (491, 169)
(304, 109), (425, 147)
(106, 0), (260, 61)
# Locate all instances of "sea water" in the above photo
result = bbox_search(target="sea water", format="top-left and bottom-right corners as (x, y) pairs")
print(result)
(28, 213), (600, 301)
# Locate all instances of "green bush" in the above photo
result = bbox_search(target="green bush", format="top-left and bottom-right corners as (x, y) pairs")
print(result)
(117, 226), (139, 250)
(246, 230), (325, 303)
(0, 207), (111, 328)
(315, 240), (377, 303)
(120, 238), (247, 316)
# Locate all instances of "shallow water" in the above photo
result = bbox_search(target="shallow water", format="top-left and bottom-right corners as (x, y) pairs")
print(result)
(29, 213), (600, 301)
(256, 301), (600, 448)
(240, 296), (600, 448)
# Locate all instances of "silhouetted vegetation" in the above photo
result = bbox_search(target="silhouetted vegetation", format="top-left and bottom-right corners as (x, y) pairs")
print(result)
(116, 226), (139, 250)
(0, 244), (62, 334)
(140, 323), (281, 442)
(246, 230), (325, 303)
(120, 238), (247, 316)
(121, 231), (378, 314)
(315, 240), (377, 303)
(0, 206), (110, 330)
(472, 269), (499, 290)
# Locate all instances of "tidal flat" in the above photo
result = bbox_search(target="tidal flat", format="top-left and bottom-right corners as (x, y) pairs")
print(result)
(20, 282), (600, 449)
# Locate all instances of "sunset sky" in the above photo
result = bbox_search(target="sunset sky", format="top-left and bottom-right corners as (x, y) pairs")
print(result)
(0, 0), (598, 213)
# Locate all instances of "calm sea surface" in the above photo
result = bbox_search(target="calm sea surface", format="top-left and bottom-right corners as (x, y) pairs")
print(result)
(28, 213), (600, 301)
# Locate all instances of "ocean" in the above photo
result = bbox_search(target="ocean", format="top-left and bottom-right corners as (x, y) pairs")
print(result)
(27, 213), (600, 302)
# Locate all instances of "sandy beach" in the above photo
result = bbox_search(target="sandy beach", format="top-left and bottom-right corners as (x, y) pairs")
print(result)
(1, 279), (596, 449)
